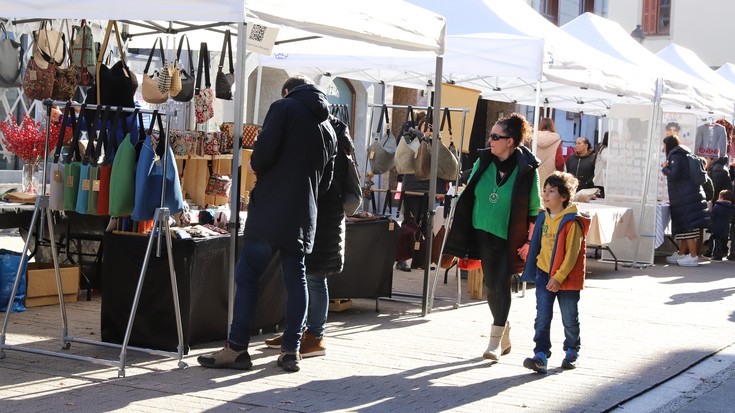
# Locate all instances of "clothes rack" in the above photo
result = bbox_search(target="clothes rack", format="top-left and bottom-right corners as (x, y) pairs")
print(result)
(365, 103), (470, 314)
(0, 99), (185, 378)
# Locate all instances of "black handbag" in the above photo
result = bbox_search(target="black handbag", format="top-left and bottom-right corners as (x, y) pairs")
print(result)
(215, 30), (234, 100)
(85, 21), (137, 111)
(0, 23), (22, 88)
(172, 34), (195, 102)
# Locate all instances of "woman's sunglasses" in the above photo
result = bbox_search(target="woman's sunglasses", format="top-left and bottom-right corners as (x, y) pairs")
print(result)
(488, 133), (511, 141)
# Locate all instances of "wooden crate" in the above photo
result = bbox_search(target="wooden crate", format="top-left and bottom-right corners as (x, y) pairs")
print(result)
(467, 268), (485, 300)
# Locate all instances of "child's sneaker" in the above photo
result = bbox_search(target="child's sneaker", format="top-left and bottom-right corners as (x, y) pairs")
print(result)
(523, 352), (548, 374)
(561, 349), (578, 369)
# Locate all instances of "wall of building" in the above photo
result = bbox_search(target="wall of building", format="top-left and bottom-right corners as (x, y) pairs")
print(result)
(607, 0), (735, 67)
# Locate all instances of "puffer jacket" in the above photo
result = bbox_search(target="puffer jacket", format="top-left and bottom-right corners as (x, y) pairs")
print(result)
(444, 145), (539, 274)
(535, 130), (564, 187)
(304, 118), (351, 276)
(565, 151), (596, 190)
(662, 145), (710, 234)
(707, 156), (733, 203)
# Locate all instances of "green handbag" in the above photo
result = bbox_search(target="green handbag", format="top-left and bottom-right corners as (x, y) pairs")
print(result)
(108, 108), (141, 217)
(63, 104), (83, 211)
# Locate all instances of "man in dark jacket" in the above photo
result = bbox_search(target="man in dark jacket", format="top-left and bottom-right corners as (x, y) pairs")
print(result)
(198, 75), (337, 373)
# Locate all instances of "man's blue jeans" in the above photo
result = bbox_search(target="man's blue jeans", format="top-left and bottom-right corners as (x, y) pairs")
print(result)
(228, 240), (307, 353)
(306, 273), (328, 337)
(533, 267), (581, 357)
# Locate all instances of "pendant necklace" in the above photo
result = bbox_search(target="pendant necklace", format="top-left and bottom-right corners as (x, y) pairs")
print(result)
(489, 170), (510, 204)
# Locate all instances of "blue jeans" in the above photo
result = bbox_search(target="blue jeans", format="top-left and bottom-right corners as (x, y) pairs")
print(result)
(228, 240), (307, 353)
(306, 273), (329, 337)
(533, 267), (581, 357)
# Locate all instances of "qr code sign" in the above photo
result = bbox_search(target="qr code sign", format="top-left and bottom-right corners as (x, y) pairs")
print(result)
(249, 24), (267, 42)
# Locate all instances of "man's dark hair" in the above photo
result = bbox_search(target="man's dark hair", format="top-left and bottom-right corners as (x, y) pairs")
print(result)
(282, 75), (314, 97)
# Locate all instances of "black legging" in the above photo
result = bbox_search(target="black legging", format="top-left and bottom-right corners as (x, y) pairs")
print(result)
(475, 229), (512, 327)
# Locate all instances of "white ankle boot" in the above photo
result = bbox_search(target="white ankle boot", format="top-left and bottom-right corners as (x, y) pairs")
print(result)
(501, 321), (511, 355)
(483, 324), (506, 360)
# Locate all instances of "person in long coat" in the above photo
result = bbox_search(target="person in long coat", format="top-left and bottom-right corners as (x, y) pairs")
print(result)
(662, 135), (710, 267)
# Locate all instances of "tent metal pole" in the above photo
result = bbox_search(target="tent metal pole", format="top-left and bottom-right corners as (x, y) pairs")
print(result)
(422, 56), (443, 317)
(531, 78), (542, 155)
(254, 65), (263, 122)
(227, 21), (248, 333)
(629, 77), (664, 269)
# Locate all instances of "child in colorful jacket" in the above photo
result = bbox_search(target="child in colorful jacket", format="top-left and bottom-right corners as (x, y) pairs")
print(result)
(520, 171), (590, 374)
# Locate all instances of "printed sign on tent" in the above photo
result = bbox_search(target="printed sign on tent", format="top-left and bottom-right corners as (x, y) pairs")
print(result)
(247, 22), (279, 55)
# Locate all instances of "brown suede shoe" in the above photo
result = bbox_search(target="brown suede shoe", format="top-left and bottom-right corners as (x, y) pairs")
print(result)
(197, 342), (252, 370)
(264, 334), (283, 349)
(300, 331), (326, 358)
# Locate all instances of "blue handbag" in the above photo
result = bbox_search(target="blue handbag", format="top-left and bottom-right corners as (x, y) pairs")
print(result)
(132, 111), (184, 221)
(75, 105), (102, 214)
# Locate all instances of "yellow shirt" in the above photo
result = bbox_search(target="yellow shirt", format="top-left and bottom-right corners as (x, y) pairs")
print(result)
(535, 204), (583, 284)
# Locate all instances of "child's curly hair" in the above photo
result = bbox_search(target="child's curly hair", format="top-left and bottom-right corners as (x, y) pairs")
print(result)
(544, 171), (579, 208)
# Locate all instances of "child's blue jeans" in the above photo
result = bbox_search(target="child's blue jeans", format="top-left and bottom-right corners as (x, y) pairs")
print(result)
(533, 267), (581, 357)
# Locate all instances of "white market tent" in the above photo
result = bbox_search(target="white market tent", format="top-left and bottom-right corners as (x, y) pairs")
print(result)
(0, 0), (448, 320)
(715, 62), (735, 87)
(561, 13), (729, 115)
(656, 43), (735, 117)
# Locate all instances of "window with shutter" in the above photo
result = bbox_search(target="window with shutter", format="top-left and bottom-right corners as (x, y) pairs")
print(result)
(642, 0), (671, 35)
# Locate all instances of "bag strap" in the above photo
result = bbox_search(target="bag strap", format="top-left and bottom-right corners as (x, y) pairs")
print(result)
(218, 30), (234, 74)
(34, 20), (65, 66)
(152, 112), (166, 157)
(401, 106), (415, 136)
(176, 34), (194, 74)
(207, 159), (215, 176)
(65, 103), (84, 163)
(423, 106), (433, 135)
(136, 109), (146, 144)
(103, 106), (123, 163)
(82, 105), (102, 165)
(53, 102), (73, 163)
(375, 104), (389, 138)
(196, 42), (211, 91)
(440, 107), (453, 137)
(92, 106), (112, 165)
(144, 37), (165, 75)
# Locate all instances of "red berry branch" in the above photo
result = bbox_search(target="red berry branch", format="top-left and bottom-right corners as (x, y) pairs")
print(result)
(0, 114), (58, 163)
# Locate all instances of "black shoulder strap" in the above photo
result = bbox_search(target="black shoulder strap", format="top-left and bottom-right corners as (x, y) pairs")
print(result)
(92, 105), (111, 165)
(218, 30), (234, 74)
(176, 34), (194, 73)
(196, 42), (210, 91)
(82, 104), (102, 165)
(143, 37), (165, 75)
(376, 104), (389, 135)
(53, 102), (72, 163)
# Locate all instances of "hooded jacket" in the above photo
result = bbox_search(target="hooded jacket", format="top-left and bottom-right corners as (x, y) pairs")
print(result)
(520, 205), (590, 291)
(662, 145), (710, 234)
(244, 84), (337, 256)
(304, 117), (351, 276)
(710, 200), (735, 239)
(444, 145), (539, 274)
(536, 130), (564, 187)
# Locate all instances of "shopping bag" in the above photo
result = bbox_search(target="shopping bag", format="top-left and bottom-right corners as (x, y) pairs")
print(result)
(63, 105), (86, 211)
(49, 102), (74, 211)
(368, 105), (396, 175)
(0, 249), (28, 313)
(108, 109), (141, 217)
(97, 106), (124, 216)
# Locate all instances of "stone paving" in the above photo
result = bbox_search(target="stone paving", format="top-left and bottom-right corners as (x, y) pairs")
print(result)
(1, 233), (734, 412)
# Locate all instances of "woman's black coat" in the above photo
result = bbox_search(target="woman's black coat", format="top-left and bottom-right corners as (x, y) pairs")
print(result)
(662, 146), (710, 234)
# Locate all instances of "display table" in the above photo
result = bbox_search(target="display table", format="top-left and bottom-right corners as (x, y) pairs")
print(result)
(101, 232), (286, 352)
(577, 202), (638, 270)
(328, 217), (397, 300)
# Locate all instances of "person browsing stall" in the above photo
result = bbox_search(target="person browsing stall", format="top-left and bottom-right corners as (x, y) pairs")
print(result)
(197, 75), (337, 372)
(565, 137), (596, 190)
(444, 113), (541, 361)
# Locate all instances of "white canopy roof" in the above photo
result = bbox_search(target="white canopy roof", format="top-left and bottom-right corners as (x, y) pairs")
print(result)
(0, 0), (447, 54)
(715, 63), (735, 86)
(561, 13), (726, 114)
(656, 44), (735, 115)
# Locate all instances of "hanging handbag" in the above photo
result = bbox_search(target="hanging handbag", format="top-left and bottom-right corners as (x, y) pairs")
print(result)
(0, 24), (23, 88)
(215, 30), (235, 100)
(219, 122), (261, 152)
(166, 129), (195, 157)
(431, 225), (457, 268)
(85, 20), (137, 111)
(194, 42), (214, 124)
(97, 106), (124, 216)
(51, 20), (77, 102)
(109, 109), (141, 217)
(142, 37), (169, 104)
(172, 35), (195, 102)
(23, 57), (55, 101)
(437, 107), (460, 181)
(86, 106), (112, 215)
(70, 19), (95, 86)
(75, 105), (101, 214)
(395, 107), (421, 175)
(132, 112), (185, 221)
(205, 160), (232, 197)
(49, 102), (74, 211)
(63, 104), (85, 211)
(32, 20), (65, 70)
(414, 137), (432, 180)
(396, 213), (420, 262)
(368, 105), (397, 175)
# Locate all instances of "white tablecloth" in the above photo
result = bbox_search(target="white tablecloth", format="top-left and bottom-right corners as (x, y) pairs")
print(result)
(577, 202), (638, 246)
